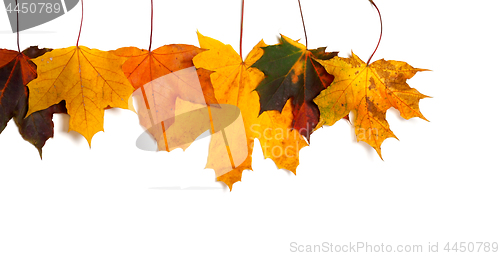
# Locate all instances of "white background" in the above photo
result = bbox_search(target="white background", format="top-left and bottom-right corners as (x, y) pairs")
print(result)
(0, 0), (499, 255)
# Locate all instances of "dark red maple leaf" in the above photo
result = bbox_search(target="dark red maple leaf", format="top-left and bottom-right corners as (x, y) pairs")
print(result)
(0, 46), (66, 157)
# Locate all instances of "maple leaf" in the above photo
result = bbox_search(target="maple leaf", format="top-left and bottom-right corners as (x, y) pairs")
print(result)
(0, 46), (66, 157)
(25, 46), (135, 145)
(112, 45), (218, 151)
(314, 52), (429, 158)
(252, 34), (337, 141)
(193, 32), (308, 190)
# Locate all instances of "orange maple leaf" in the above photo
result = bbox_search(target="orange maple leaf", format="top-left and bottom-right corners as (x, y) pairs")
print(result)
(112, 45), (217, 151)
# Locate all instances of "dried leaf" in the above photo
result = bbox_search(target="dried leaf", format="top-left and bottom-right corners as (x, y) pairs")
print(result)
(26, 46), (135, 145)
(193, 32), (307, 189)
(0, 46), (66, 156)
(315, 52), (429, 158)
(252, 35), (337, 141)
(112, 45), (217, 151)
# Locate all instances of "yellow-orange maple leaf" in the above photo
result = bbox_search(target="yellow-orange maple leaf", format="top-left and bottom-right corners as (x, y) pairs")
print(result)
(314, 52), (429, 158)
(26, 46), (135, 145)
(193, 32), (308, 190)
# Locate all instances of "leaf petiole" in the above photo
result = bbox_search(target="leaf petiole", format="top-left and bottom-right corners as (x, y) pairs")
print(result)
(15, 0), (20, 52)
(240, 0), (244, 60)
(76, 0), (83, 46)
(298, 0), (308, 48)
(367, 0), (382, 65)
(149, 0), (153, 52)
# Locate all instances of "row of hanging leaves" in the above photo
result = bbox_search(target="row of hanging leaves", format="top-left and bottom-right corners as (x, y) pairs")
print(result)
(0, 0), (429, 190)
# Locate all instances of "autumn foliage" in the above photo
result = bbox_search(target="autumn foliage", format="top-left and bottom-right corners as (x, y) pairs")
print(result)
(315, 52), (429, 158)
(0, 0), (430, 189)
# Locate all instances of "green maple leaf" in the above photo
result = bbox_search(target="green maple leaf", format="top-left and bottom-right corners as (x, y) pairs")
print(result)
(252, 34), (337, 141)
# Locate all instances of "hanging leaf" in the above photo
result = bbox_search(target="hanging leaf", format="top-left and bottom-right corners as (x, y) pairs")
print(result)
(315, 52), (429, 158)
(0, 46), (66, 157)
(252, 34), (337, 141)
(112, 44), (218, 151)
(193, 32), (308, 190)
(25, 46), (135, 145)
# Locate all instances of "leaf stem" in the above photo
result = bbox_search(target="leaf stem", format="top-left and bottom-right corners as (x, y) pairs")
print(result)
(239, 0), (244, 60)
(149, 0), (153, 52)
(76, 0), (83, 47)
(298, 0), (308, 48)
(367, 0), (382, 65)
(16, 0), (20, 52)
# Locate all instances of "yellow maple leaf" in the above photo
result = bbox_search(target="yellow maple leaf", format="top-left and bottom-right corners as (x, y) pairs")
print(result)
(314, 52), (429, 158)
(26, 46), (135, 145)
(193, 32), (307, 189)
